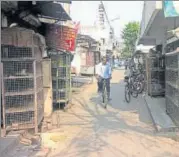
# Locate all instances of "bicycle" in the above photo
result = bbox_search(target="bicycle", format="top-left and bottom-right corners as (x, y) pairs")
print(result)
(124, 75), (138, 103)
(132, 62), (145, 94)
(101, 79), (109, 109)
(128, 63), (144, 94)
(134, 72), (145, 94)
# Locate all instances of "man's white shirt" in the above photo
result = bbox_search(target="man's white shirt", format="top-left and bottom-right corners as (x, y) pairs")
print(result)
(96, 62), (112, 79)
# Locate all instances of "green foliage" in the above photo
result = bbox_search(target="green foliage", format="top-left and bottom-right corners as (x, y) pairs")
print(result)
(121, 21), (140, 58)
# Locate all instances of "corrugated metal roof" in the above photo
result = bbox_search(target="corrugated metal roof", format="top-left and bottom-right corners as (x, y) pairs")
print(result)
(36, 2), (71, 21)
(77, 34), (97, 44)
(2, 1), (72, 31)
(1, 1), (18, 12)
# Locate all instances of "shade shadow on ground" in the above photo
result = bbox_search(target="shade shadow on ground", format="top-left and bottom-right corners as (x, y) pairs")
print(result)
(50, 70), (179, 157)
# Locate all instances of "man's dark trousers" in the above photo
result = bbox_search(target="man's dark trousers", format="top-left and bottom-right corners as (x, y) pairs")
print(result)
(98, 78), (110, 98)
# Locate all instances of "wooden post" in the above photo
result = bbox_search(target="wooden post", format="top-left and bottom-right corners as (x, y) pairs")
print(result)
(42, 58), (52, 118)
(69, 54), (72, 103)
(33, 61), (38, 133)
(1, 63), (6, 136)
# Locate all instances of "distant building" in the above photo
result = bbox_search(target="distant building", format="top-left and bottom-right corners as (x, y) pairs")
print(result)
(72, 34), (101, 75)
(98, 2), (105, 30)
(78, 2), (117, 56)
(79, 25), (108, 55)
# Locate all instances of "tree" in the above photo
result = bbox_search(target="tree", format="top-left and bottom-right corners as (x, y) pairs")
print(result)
(121, 21), (140, 58)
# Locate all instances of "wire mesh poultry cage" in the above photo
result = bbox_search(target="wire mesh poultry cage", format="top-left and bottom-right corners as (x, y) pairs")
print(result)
(49, 50), (71, 110)
(165, 48), (179, 125)
(147, 49), (165, 96)
(1, 28), (45, 133)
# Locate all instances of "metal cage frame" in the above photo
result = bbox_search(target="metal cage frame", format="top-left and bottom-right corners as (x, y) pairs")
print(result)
(49, 50), (71, 109)
(1, 30), (44, 133)
(165, 50), (179, 125)
(147, 51), (165, 96)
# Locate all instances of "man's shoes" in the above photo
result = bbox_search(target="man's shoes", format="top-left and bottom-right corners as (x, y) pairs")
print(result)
(108, 97), (112, 101)
(107, 94), (112, 101)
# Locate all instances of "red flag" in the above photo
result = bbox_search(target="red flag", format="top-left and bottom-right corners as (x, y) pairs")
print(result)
(65, 39), (75, 51)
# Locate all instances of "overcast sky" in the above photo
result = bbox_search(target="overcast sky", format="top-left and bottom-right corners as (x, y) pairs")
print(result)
(70, 1), (144, 40)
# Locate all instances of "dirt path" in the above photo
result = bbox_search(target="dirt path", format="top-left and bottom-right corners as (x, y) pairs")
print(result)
(46, 70), (179, 157)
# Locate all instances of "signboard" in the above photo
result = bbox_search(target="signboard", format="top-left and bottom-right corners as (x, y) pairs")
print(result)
(46, 22), (80, 52)
(164, 1), (179, 17)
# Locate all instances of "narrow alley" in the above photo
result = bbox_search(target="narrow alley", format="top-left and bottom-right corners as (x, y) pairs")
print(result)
(39, 69), (179, 157)
(2, 1), (179, 157)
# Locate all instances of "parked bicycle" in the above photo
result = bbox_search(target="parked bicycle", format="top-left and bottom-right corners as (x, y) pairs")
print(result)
(124, 75), (138, 103)
(134, 62), (145, 94)
(136, 57), (146, 93)
(130, 61), (145, 94)
(135, 72), (145, 94)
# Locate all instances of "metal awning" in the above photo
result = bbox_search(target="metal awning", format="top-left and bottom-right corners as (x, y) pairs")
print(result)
(17, 1), (71, 21)
(76, 34), (99, 51)
(138, 9), (179, 45)
(36, 2), (71, 21)
(77, 34), (97, 44)
(2, 1), (71, 29)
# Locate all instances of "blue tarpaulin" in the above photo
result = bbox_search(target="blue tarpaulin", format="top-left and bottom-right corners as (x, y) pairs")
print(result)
(164, 1), (179, 17)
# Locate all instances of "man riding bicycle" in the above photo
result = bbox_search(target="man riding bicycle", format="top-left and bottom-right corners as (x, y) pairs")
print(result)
(96, 55), (112, 101)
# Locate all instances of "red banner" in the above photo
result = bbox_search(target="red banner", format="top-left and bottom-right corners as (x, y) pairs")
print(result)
(46, 23), (80, 52)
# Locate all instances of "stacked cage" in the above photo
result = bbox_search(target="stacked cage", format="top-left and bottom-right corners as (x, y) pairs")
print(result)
(50, 51), (71, 109)
(165, 49), (179, 125)
(0, 63), (3, 135)
(141, 53), (147, 92)
(1, 28), (44, 133)
(147, 51), (165, 96)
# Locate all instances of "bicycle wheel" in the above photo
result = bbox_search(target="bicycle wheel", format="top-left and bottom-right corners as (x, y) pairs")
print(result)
(131, 84), (138, 98)
(131, 89), (138, 98)
(138, 81), (145, 94)
(133, 81), (143, 94)
(102, 82), (108, 108)
(125, 85), (130, 103)
(137, 74), (145, 94)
